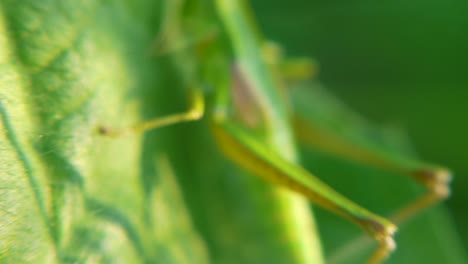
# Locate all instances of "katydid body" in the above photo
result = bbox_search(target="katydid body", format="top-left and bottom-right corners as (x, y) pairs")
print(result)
(99, 0), (451, 263)
(212, 1), (396, 263)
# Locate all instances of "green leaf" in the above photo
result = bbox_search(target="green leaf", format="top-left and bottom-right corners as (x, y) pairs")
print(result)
(1, 1), (209, 262)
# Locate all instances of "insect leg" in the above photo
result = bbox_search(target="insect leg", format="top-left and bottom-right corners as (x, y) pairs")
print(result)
(262, 42), (318, 83)
(211, 118), (397, 264)
(293, 110), (451, 224)
(98, 88), (204, 137)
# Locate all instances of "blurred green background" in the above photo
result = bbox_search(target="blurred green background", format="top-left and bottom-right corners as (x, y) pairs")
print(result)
(253, 0), (468, 255)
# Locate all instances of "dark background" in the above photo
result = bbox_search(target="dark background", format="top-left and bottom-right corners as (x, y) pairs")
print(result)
(253, 0), (468, 252)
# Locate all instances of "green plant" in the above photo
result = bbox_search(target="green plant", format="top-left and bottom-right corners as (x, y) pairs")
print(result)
(0, 1), (465, 263)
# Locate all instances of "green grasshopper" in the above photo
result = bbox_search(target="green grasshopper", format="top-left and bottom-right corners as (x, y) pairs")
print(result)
(99, 0), (451, 263)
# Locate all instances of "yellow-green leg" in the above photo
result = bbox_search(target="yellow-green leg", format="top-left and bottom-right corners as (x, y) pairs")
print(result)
(293, 117), (451, 225)
(211, 118), (398, 264)
(98, 88), (204, 137)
